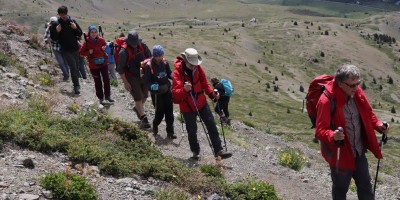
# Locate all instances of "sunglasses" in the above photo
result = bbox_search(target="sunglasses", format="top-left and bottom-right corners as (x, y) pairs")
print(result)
(343, 80), (360, 88)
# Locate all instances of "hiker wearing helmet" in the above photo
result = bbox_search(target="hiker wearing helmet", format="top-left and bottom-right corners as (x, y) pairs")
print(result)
(143, 45), (175, 139)
(50, 5), (83, 94)
(172, 48), (232, 160)
(79, 25), (114, 105)
(315, 64), (389, 199)
(44, 16), (69, 81)
(116, 30), (152, 129)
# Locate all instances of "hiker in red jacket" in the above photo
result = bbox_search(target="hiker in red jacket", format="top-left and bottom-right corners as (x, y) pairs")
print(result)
(80, 25), (114, 104)
(315, 64), (389, 200)
(172, 48), (232, 160)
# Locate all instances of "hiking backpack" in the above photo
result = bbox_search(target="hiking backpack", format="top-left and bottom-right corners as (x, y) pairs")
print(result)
(113, 37), (145, 68)
(220, 79), (233, 97)
(305, 75), (335, 128)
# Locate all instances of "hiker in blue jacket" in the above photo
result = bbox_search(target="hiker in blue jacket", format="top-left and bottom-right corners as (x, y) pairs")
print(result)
(143, 45), (176, 139)
(211, 78), (231, 125)
(105, 41), (117, 81)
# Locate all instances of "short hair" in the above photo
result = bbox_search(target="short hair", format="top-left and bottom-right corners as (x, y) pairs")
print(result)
(57, 6), (68, 14)
(334, 64), (360, 83)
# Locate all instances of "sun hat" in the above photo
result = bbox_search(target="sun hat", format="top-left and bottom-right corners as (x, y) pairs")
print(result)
(152, 45), (164, 57)
(49, 16), (58, 22)
(180, 48), (202, 65)
(125, 30), (139, 46)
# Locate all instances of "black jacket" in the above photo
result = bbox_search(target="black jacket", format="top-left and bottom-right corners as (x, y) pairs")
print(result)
(50, 16), (82, 52)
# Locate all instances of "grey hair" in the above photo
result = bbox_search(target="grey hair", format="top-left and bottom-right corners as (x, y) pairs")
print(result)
(334, 64), (360, 83)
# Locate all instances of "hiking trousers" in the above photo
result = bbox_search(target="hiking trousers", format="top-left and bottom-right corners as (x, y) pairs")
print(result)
(215, 96), (230, 118)
(62, 50), (80, 88)
(330, 153), (374, 200)
(79, 57), (88, 79)
(151, 91), (174, 134)
(182, 103), (223, 155)
(53, 49), (69, 79)
(90, 65), (111, 100)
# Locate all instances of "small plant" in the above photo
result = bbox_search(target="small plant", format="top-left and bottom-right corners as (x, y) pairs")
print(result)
(110, 79), (118, 87)
(38, 73), (55, 86)
(28, 34), (41, 49)
(0, 51), (10, 67)
(67, 103), (80, 114)
(278, 147), (307, 171)
(391, 106), (396, 114)
(226, 177), (279, 200)
(299, 85), (304, 92)
(40, 172), (98, 200)
(28, 93), (54, 113)
(243, 120), (255, 128)
(200, 164), (223, 178)
(154, 187), (188, 200)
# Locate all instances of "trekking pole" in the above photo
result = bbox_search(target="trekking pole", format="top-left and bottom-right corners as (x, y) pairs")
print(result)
(178, 112), (185, 145)
(189, 92), (215, 156)
(336, 127), (344, 174)
(213, 90), (227, 151)
(373, 122), (388, 194)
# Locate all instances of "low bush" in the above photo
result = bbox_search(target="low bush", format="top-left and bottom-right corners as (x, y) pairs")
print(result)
(40, 172), (98, 200)
(226, 177), (279, 200)
(278, 147), (307, 171)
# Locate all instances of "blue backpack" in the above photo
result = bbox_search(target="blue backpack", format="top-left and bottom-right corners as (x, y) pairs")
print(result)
(220, 79), (233, 97)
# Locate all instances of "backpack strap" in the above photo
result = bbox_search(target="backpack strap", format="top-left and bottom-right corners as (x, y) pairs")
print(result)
(323, 90), (336, 130)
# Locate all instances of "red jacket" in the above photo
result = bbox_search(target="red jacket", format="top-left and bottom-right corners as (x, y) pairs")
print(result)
(80, 36), (108, 69)
(172, 57), (215, 113)
(315, 80), (382, 171)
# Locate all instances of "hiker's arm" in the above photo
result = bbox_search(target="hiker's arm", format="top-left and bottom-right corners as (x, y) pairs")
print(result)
(216, 83), (225, 95)
(198, 67), (214, 99)
(44, 27), (51, 44)
(72, 20), (83, 38)
(50, 23), (60, 41)
(165, 61), (173, 80)
(79, 42), (89, 57)
(144, 44), (152, 58)
(172, 70), (189, 101)
(315, 97), (335, 144)
(144, 64), (152, 90)
(116, 48), (127, 75)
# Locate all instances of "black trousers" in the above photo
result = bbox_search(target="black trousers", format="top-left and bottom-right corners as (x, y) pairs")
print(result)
(151, 91), (174, 134)
(182, 103), (222, 155)
(215, 96), (230, 118)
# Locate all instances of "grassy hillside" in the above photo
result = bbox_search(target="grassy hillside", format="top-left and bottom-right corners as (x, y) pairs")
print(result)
(1, 0), (399, 176)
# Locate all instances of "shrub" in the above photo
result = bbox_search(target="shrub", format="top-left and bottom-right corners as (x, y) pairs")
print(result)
(200, 164), (223, 178)
(0, 51), (10, 67)
(40, 172), (98, 200)
(38, 73), (55, 86)
(110, 79), (118, 87)
(67, 103), (79, 114)
(243, 120), (255, 128)
(226, 177), (279, 200)
(154, 187), (188, 200)
(278, 147), (307, 171)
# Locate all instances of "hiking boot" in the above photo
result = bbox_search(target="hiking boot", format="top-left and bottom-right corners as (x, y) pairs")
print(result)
(105, 96), (115, 103)
(191, 152), (200, 160)
(74, 86), (80, 95)
(216, 150), (232, 159)
(152, 125), (158, 136)
(226, 118), (231, 125)
(133, 107), (140, 119)
(63, 76), (69, 81)
(140, 116), (151, 129)
(99, 99), (105, 105)
(167, 132), (177, 139)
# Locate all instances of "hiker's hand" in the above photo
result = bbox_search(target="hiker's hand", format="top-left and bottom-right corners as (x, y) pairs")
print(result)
(56, 24), (62, 32)
(333, 129), (344, 141)
(89, 49), (93, 54)
(184, 82), (192, 92)
(101, 45), (106, 51)
(378, 123), (389, 135)
(124, 82), (132, 92)
(70, 22), (77, 30)
(212, 92), (220, 100)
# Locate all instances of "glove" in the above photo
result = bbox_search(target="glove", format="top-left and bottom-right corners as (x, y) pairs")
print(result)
(150, 83), (159, 91)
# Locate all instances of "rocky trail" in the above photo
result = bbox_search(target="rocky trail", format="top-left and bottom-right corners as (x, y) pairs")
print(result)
(0, 22), (399, 200)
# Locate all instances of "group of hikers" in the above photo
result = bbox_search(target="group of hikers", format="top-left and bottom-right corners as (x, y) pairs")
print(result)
(43, 5), (233, 160)
(43, 5), (391, 200)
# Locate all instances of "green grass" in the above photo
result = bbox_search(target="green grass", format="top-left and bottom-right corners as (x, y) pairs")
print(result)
(0, 95), (280, 198)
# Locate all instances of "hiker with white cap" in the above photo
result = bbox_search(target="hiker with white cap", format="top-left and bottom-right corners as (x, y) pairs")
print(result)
(44, 16), (69, 81)
(172, 48), (232, 160)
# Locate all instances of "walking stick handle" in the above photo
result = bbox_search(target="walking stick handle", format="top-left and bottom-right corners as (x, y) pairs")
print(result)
(338, 127), (344, 146)
(382, 122), (388, 144)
